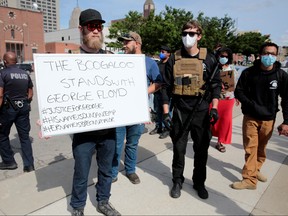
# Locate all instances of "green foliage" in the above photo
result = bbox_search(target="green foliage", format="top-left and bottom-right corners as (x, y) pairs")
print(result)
(231, 32), (270, 57)
(107, 6), (193, 54)
(106, 5), (270, 57)
(156, 6), (194, 52)
(197, 14), (236, 52)
(107, 11), (144, 49)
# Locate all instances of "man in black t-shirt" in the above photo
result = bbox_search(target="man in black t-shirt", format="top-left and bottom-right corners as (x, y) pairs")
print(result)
(0, 51), (34, 172)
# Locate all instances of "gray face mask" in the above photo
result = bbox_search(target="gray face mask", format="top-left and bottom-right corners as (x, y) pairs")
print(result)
(182, 35), (197, 48)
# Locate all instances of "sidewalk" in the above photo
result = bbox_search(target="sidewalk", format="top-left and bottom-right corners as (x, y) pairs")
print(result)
(0, 105), (287, 215)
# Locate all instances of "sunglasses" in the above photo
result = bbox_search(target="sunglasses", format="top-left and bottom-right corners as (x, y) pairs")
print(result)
(86, 23), (103, 32)
(181, 32), (199, 37)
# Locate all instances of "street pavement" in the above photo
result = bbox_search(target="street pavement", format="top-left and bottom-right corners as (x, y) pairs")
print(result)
(0, 73), (287, 215)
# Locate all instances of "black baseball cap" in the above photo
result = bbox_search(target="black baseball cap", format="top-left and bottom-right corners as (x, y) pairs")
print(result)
(79, 9), (105, 26)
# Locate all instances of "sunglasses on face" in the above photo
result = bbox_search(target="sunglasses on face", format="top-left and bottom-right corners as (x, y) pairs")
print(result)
(181, 32), (199, 37)
(86, 23), (103, 32)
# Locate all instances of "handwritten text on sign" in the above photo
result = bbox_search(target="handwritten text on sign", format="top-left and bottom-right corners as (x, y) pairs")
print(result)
(34, 54), (149, 136)
(220, 70), (235, 92)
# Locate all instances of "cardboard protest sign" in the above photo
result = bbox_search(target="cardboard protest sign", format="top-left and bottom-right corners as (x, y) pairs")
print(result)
(220, 70), (235, 92)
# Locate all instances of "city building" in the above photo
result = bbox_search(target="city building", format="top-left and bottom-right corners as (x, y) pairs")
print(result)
(143, 0), (155, 18)
(69, 6), (81, 29)
(44, 26), (117, 53)
(111, 0), (155, 24)
(44, 0), (156, 54)
(0, 0), (59, 33)
(0, 6), (45, 62)
(45, 41), (79, 54)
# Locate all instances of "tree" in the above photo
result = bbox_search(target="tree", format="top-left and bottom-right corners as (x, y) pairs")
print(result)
(107, 11), (144, 49)
(230, 32), (271, 60)
(106, 6), (269, 57)
(107, 6), (194, 54)
(152, 6), (194, 52)
(197, 13), (236, 51)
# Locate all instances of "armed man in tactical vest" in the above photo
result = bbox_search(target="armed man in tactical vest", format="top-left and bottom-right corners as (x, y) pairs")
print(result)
(161, 20), (221, 200)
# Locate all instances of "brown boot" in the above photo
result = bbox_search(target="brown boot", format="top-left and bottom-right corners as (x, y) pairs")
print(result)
(231, 180), (256, 190)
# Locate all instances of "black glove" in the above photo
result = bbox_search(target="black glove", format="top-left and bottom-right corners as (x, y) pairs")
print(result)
(277, 125), (283, 132)
(209, 108), (219, 125)
(163, 113), (172, 131)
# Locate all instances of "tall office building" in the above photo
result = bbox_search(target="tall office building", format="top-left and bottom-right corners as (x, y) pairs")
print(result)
(0, 0), (59, 32)
(69, 6), (81, 28)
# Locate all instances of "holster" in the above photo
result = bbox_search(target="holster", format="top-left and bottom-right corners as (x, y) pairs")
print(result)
(4, 96), (18, 111)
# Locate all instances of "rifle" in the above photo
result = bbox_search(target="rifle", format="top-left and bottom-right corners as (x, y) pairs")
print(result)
(173, 63), (220, 142)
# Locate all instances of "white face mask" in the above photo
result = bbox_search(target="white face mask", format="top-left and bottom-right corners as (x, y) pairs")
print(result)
(182, 35), (197, 48)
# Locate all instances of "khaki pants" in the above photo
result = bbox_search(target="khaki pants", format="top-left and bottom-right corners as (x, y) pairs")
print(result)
(241, 115), (275, 185)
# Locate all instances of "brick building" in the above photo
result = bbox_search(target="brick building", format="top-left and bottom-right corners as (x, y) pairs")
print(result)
(45, 41), (79, 54)
(0, 6), (45, 62)
(0, 0), (60, 33)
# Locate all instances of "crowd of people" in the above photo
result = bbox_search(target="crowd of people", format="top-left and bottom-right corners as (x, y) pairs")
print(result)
(1, 8), (288, 216)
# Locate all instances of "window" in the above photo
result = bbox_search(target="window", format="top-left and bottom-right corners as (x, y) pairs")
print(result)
(11, 29), (15, 39)
(6, 43), (23, 60)
(8, 11), (15, 18)
(11, 43), (15, 52)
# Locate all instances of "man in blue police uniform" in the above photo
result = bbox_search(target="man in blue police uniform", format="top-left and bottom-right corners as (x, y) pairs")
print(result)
(0, 51), (34, 172)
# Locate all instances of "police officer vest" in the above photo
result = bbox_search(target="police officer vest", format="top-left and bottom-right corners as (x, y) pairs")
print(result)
(173, 48), (207, 96)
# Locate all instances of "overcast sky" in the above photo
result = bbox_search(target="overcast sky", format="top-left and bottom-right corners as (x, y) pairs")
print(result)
(60, 0), (288, 46)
